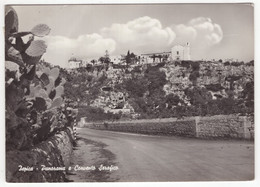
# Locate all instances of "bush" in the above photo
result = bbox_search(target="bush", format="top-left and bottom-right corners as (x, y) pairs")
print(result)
(77, 106), (121, 121)
(224, 61), (230, 66)
(205, 84), (224, 92)
(124, 77), (148, 97)
(180, 60), (191, 68)
(144, 65), (167, 92)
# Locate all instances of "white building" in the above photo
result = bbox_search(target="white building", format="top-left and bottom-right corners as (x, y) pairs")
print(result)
(140, 52), (171, 64)
(171, 42), (191, 61)
(110, 55), (123, 64)
(68, 58), (83, 69)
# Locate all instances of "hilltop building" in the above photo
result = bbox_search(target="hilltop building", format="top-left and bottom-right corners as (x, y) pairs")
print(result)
(68, 57), (84, 69)
(140, 52), (171, 64)
(171, 42), (191, 61)
(110, 55), (123, 64)
(67, 42), (191, 69)
(139, 42), (191, 64)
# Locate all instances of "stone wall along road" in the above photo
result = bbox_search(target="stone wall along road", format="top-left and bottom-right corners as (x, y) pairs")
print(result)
(83, 115), (254, 140)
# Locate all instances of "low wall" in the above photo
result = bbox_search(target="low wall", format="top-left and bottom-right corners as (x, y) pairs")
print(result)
(196, 115), (253, 139)
(86, 117), (196, 137)
(84, 115), (254, 140)
(6, 127), (74, 182)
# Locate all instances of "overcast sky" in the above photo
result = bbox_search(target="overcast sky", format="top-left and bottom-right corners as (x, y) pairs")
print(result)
(13, 4), (254, 68)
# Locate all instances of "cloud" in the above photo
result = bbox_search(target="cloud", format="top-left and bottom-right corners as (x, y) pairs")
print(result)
(173, 17), (223, 46)
(41, 16), (223, 67)
(43, 34), (116, 67)
(100, 16), (176, 53)
(173, 24), (197, 41)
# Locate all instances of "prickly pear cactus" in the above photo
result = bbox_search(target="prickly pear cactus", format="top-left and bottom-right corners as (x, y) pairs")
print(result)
(5, 6), (73, 151)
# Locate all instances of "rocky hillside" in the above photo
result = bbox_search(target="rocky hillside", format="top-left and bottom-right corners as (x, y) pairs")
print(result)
(61, 60), (254, 120)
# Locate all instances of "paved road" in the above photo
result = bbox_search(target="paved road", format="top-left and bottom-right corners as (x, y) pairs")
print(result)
(75, 128), (254, 182)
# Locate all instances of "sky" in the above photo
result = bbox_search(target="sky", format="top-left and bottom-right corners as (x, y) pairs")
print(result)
(12, 4), (254, 68)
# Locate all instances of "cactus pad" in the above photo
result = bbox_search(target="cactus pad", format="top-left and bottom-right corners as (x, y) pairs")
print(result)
(5, 60), (19, 72)
(34, 97), (47, 112)
(7, 46), (24, 66)
(49, 97), (63, 109)
(31, 24), (51, 37)
(49, 89), (56, 100)
(50, 67), (60, 80)
(38, 89), (48, 99)
(55, 85), (64, 98)
(25, 40), (47, 57)
(40, 73), (50, 85)
(42, 67), (51, 75)
(46, 77), (55, 94)
(5, 6), (18, 37)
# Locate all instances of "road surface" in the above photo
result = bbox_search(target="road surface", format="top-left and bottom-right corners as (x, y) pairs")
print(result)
(69, 128), (254, 182)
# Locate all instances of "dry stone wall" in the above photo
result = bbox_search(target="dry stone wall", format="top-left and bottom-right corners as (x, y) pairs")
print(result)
(196, 115), (254, 139)
(6, 127), (74, 182)
(99, 119), (196, 137)
(84, 115), (254, 140)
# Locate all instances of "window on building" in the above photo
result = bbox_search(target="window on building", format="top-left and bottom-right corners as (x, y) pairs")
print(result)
(177, 51), (179, 55)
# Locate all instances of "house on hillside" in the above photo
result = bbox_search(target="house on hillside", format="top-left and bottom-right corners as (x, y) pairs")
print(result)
(68, 58), (83, 69)
(138, 43), (191, 64)
(140, 52), (171, 64)
(171, 42), (191, 61)
(110, 55), (123, 64)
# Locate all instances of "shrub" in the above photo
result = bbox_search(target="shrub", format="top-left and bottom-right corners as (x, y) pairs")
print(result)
(205, 84), (224, 92)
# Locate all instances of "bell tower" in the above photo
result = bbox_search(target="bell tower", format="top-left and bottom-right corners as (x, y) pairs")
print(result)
(184, 42), (191, 60)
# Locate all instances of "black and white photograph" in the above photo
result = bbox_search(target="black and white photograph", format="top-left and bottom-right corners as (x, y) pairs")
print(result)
(3, 2), (255, 183)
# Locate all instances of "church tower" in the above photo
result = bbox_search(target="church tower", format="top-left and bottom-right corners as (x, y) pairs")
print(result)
(184, 42), (191, 60)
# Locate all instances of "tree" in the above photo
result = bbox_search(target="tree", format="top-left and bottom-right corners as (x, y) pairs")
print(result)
(191, 61), (200, 71)
(205, 84), (224, 92)
(189, 71), (200, 85)
(185, 87), (212, 107)
(217, 98), (236, 114)
(151, 54), (156, 62)
(162, 54), (169, 62)
(124, 50), (137, 65)
(224, 61), (230, 66)
(98, 57), (105, 64)
(144, 66), (167, 92)
(181, 61), (191, 68)
(225, 75), (242, 90)
(165, 94), (181, 109)
(126, 51), (131, 64)
(241, 81), (254, 113)
(104, 50), (111, 64)
(158, 55), (162, 62)
(121, 76), (148, 97)
(98, 50), (111, 65)
(90, 59), (96, 65)
(247, 60), (254, 66)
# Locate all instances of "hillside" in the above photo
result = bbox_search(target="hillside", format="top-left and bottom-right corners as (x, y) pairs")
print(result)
(61, 60), (254, 121)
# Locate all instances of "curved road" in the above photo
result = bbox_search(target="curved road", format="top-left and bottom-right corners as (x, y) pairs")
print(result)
(72, 128), (254, 182)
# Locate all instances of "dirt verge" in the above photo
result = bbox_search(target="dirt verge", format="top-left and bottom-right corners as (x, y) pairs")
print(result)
(67, 137), (119, 182)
